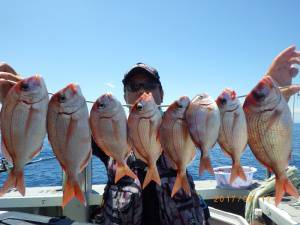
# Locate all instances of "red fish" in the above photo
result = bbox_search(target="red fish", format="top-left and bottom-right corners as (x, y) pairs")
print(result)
(216, 88), (247, 183)
(186, 93), (220, 175)
(244, 76), (299, 205)
(128, 92), (162, 189)
(47, 84), (91, 208)
(159, 96), (195, 197)
(0, 75), (49, 196)
(90, 93), (137, 183)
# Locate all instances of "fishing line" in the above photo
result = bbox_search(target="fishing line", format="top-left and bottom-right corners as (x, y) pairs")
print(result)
(48, 84), (300, 108)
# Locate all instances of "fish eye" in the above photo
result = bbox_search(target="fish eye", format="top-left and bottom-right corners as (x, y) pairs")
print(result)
(98, 103), (105, 109)
(20, 82), (30, 91)
(137, 103), (143, 111)
(59, 95), (66, 103)
(220, 98), (227, 105)
(177, 103), (183, 108)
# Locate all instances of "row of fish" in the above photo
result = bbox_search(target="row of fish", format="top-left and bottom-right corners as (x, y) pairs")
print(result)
(92, 75), (299, 205)
(0, 75), (298, 207)
(0, 76), (91, 208)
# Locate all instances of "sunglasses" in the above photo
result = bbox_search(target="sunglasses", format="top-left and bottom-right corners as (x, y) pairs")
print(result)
(126, 82), (159, 92)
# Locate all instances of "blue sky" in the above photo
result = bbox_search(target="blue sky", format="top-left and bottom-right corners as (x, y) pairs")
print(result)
(1, 0), (300, 120)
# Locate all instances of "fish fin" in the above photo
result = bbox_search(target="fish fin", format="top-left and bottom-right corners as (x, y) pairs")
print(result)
(163, 152), (178, 170)
(171, 172), (191, 197)
(66, 118), (77, 150)
(199, 156), (214, 175)
(62, 177), (75, 208)
(112, 118), (122, 145)
(15, 170), (25, 196)
(74, 181), (86, 207)
(205, 111), (212, 133)
(266, 109), (282, 131)
(0, 169), (25, 196)
(231, 112), (240, 134)
(29, 145), (43, 160)
(25, 107), (36, 137)
(115, 161), (138, 183)
(230, 163), (247, 184)
(133, 148), (148, 163)
(1, 137), (13, 163)
(79, 149), (92, 172)
(137, 119), (152, 160)
(142, 165), (161, 189)
(275, 176), (299, 206)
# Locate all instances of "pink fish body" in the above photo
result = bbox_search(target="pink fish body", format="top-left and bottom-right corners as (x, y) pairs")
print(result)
(90, 93), (137, 183)
(0, 75), (49, 196)
(47, 84), (91, 208)
(216, 88), (247, 183)
(186, 93), (220, 175)
(127, 92), (162, 188)
(159, 96), (195, 197)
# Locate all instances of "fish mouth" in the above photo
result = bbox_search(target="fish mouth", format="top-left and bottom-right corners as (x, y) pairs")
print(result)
(224, 104), (239, 112)
(136, 108), (155, 115)
(58, 100), (85, 115)
(199, 102), (214, 107)
(252, 89), (282, 113)
(19, 93), (48, 105)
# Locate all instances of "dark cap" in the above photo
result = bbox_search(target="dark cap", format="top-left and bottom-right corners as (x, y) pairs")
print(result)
(122, 62), (160, 86)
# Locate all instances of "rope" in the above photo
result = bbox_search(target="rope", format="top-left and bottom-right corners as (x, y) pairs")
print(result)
(48, 84), (300, 108)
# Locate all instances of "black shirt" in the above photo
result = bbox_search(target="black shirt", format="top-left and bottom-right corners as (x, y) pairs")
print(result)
(92, 138), (161, 224)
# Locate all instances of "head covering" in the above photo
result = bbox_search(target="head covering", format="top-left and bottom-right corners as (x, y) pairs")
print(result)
(122, 62), (161, 86)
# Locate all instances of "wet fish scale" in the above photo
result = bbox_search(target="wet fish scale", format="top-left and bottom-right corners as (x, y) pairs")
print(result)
(244, 76), (298, 205)
(159, 96), (195, 197)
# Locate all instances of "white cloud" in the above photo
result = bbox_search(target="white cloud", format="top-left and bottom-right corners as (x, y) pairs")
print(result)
(105, 82), (115, 88)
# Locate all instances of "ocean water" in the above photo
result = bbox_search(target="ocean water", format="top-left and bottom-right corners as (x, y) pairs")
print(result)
(0, 124), (299, 187)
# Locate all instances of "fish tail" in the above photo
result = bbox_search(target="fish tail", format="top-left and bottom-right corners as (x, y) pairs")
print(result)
(275, 176), (299, 206)
(171, 172), (191, 197)
(0, 169), (25, 196)
(230, 163), (247, 184)
(115, 162), (138, 183)
(74, 181), (86, 206)
(62, 177), (75, 208)
(199, 156), (214, 175)
(142, 165), (161, 189)
(63, 177), (86, 208)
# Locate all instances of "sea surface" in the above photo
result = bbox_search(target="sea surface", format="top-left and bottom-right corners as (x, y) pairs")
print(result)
(0, 123), (300, 187)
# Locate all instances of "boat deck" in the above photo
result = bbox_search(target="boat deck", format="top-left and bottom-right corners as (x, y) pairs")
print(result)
(0, 180), (299, 225)
(259, 196), (300, 225)
(0, 180), (254, 208)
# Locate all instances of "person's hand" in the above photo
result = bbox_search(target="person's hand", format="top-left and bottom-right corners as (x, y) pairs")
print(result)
(0, 62), (18, 75)
(265, 46), (300, 101)
(266, 46), (300, 86)
(280, 84), (300, 102)
(0, 62), (22, 103)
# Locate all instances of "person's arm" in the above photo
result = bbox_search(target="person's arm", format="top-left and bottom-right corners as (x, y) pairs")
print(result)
(0, 63), (22, 103)
(264, 46), (300, 101)
(91, 137), (110, 167)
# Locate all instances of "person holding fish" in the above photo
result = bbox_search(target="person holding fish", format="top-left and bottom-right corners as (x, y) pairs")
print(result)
(0, 45), (300, 225)
(91, 62), (210, 225)
(90, 46), (300, 225)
